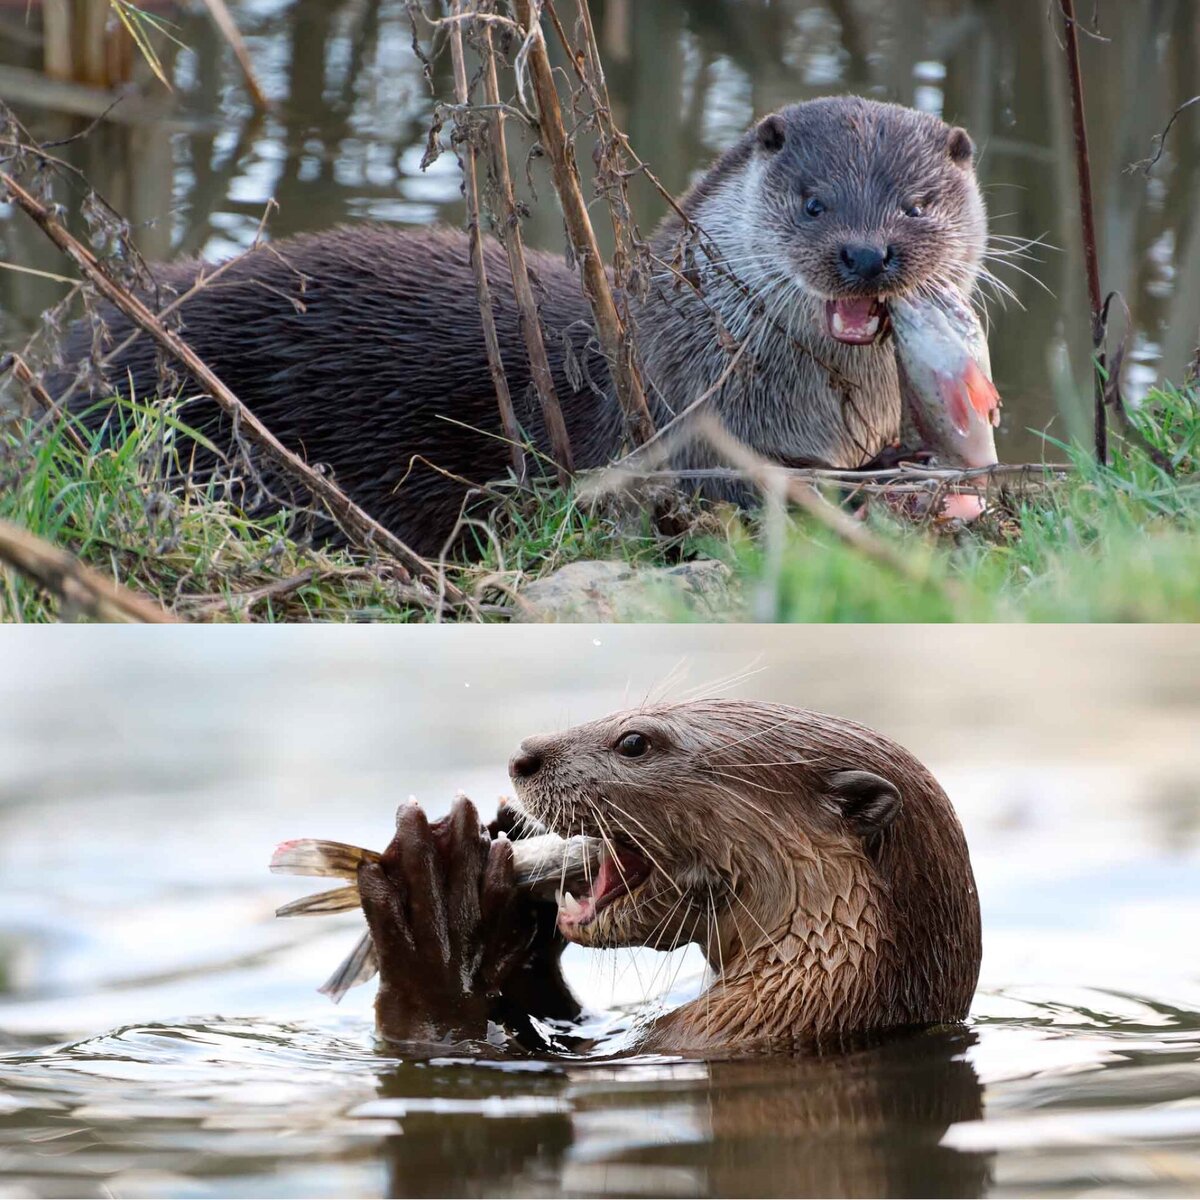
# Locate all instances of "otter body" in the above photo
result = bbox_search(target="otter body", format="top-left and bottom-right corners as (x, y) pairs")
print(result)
(353, 700), (981, 1055)
(64, 98), (987, 553)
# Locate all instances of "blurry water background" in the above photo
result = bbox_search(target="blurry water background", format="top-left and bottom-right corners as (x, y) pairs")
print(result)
(0, 625), (1197, 1197)
(2, 0), (1200, 459)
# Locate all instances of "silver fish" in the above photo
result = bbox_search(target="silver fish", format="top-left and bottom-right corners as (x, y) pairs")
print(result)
(270, 824), (600, 1002)
(890, 285), (1001, 519)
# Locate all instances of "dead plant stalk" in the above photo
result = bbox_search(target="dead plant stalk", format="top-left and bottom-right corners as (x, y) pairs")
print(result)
(513, 0), (655, 447)
(0, 517), (178, 623)
(448, 1), (527, 484)
(1059, 0), (1107, 465)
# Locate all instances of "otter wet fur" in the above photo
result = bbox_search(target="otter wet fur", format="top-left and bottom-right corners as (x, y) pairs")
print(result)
(335, 699), (981, 1056)
(61, 97), (987, 555)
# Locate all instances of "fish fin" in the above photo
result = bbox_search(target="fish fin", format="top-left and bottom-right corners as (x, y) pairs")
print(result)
(318, 932), (379, 1003)
(963, 359), (1001, 425)
(275, 884), (362, 918)
(270, 839), (378, 879)
(937, 374), (972, 437)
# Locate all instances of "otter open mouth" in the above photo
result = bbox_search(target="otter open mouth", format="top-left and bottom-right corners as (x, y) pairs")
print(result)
(556, 842), (652, 932)
(826, 297), (887, 345)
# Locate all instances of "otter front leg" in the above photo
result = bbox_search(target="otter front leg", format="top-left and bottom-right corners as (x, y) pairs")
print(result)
(488, 802), (581, 1024)
(358, 796), (579, 1046)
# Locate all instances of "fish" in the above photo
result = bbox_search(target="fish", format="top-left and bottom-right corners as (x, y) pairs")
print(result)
(270, 813), (600, 1002)
(889, 285), (1001, 520)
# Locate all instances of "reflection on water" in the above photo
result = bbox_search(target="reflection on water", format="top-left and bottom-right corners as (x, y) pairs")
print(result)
(0, 627), (1198, 1196)
(2, 2), (1199, 459)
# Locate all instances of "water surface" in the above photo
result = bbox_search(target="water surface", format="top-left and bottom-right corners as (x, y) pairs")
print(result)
(0, 627), (1198, 1196)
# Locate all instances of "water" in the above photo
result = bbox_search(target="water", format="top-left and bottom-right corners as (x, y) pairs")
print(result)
(2, 1), (1200, 460)
(0, 626), (1198, 1197)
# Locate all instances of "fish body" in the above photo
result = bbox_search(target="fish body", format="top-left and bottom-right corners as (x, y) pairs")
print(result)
(889, 285), (1001, 519)
(270, 826), (600, 1001)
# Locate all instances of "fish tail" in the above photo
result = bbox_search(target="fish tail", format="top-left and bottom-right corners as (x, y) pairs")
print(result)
(318, 932), (379, 1003)
(275, 884), (362, 918)
(269, 839), (379, 879)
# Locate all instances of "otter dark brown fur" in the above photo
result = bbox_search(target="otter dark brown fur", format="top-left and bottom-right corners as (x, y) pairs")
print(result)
(509, 699), (982, 1052)
(356, 700), (981, 1055)
(61, 97), (986, 554)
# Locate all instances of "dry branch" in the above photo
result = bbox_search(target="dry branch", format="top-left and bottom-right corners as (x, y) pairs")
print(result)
(1059, 0), (1107, 465)
(0, 168), (465, 608)
(201, 0), (270, 111)
(692, 417), (964, 607)
(448, 2), (527, 484)
(472, 4), (572, 484)
(513, 0), (655, 447)
(0, 517), (179, 623)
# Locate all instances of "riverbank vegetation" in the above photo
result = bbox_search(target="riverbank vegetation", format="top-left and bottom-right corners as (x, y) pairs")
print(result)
(2, 378), (1197, 622)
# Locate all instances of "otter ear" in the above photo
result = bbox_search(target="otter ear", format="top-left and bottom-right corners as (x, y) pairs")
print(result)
(827, 770), (902, 838)
(947, 127), (974, 167)
(756, 114), (787, 154)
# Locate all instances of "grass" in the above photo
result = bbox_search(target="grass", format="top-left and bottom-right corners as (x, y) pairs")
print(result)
(1, 383), (1198, 622)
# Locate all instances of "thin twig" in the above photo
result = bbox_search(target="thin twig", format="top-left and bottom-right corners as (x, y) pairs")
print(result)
(0, 168), (465, 608)
(1130, 94), (1200, 176)
(201, 0), (270, 111)
(0, 517), (179, 623)
(692, 416), (964, 607)
(1059, 0), (1107, 465)
(473, 1), (573, 484)
(448, 1), (526, 484)
(0, 351), (89, 453)
(513, 0), (655, 447)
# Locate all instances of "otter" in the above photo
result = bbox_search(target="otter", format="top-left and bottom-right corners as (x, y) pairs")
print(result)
(61, 97), (986, 555)
(355, 699), (981, 1054)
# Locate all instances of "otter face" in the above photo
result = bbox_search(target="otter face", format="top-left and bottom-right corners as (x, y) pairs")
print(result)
(745, 98), (986, 347)
(507, 700), (908, 961)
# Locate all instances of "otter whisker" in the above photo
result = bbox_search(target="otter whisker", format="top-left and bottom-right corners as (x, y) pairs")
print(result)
(593, 794), (685, 898)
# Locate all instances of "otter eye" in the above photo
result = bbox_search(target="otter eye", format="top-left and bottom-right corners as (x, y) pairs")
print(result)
(614, 732), (649, 758)
(904, 202), (926, 218)
(804, 196), (825, 218)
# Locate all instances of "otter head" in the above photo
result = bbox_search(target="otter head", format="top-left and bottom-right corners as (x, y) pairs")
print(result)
(695, 97), (986, 349)
(510, 699), (981, 1042)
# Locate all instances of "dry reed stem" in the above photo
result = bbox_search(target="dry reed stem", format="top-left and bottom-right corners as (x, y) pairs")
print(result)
(201, 0), (270, 111)
(0, 516), (179, 623)
(0, 168), (466, 609)
(1059, 0), (1107, 465)
(513, 0), (655, 447)
(471, 3), (573, 484)
(448, 1), (527, 484)
(1, 352), (89, 454)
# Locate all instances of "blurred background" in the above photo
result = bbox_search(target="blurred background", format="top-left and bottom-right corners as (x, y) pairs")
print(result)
(0, 625), (1198, 1197)
(2, 0), (1200, 459)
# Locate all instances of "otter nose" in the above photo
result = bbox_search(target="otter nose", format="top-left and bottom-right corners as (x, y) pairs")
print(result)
(840, 243), (894, 282)
(509, 741), (544, 780)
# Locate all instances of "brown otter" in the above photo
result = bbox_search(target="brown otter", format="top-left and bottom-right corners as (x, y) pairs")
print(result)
(357, 700), (981, 1054)
(61, 97), (986, 555)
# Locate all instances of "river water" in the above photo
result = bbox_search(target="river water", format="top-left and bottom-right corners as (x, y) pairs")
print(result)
(0, 625), (1198, 1197)
(2, 1), (1200, 460)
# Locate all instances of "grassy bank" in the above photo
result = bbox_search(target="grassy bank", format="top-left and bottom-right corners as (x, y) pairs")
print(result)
(1, 383), (1198, 622)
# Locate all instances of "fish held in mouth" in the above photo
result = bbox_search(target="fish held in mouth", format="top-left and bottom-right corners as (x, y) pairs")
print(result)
(889, 284), (1001, 520)
(555, 843), (652, 934)
(826, 296), (887, 344)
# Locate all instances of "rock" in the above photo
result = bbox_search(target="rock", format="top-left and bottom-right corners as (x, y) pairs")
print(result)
(514, 559), (737, 623)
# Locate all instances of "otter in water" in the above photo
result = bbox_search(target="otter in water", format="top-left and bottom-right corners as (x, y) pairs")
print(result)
(353, 700), (981, 1053)
(63, 97), (987, 554)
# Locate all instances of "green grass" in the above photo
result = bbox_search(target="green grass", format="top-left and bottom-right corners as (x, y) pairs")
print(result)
(2, 383), (1198, 622)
